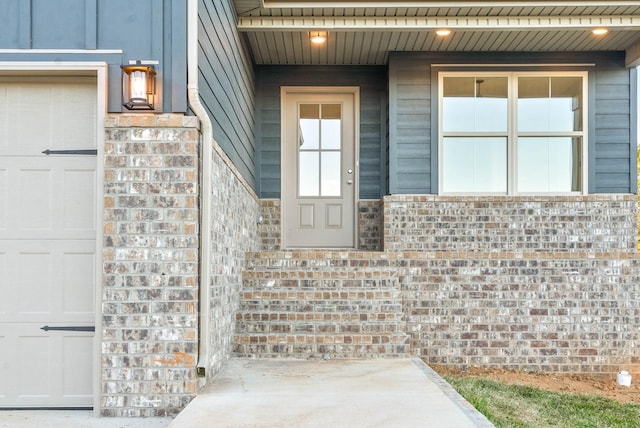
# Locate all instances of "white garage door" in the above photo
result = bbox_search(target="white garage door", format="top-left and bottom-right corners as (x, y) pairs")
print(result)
(0, 76), (97, 408)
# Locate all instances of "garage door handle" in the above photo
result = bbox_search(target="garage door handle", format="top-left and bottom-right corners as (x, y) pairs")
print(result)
(42, 149), (97, 156)
(41, 325), (95, 332)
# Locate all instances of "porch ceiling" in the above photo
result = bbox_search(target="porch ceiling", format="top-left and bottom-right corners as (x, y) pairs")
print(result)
(232, 0), (640, 66)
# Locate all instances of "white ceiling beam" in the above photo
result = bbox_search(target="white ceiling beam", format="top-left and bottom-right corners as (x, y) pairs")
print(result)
(626, 38), (640, 67)
(238, 15), (640, 31)
(262, 1), (640, 8)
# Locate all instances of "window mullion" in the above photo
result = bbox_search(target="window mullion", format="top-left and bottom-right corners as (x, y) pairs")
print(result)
(509, 73), (517, 195)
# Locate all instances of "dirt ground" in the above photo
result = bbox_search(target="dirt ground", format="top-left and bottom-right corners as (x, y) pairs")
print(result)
(430, 365), (640, 404)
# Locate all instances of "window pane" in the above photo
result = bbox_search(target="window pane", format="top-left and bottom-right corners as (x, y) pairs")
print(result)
(322, 104), (341, 119)
(299, 151), (319, 196)
(321, 104), (341, 150)
(442, 137), (507, 193)
(321, 152), (341, 196)
(299, 104), (319, 150)
(551, 77), (582, 131)
(443, 76), (508, 132)
(517, 137), (582, 192)
(518, 77), (582, 132)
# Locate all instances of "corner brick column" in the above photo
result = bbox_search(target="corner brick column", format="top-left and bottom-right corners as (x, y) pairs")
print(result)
(102, 114), (200, 417)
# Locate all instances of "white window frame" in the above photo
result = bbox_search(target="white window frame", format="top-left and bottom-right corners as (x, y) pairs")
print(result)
(438, 70), (588, 196)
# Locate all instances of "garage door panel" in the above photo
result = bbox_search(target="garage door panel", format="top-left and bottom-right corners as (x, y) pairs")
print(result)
(15, 252), (52, 314)
(62, 335), (93, 398)
(0, 333), (6, 399)
(19, 169), (53, 230)
(0, 251), (5, 316)
(0, 241), (95, 322)
(0, 168), (6, 230)
(63, 169), (96, 231)
(1, 81), (96, 156)
(0, 324), (93, 407)
(0, 85), (7, 153)
(16, 334), (53, 398)
(63, 252), (95, 314)
(59, 86), (97, 149)
(0, 157), (96, 239)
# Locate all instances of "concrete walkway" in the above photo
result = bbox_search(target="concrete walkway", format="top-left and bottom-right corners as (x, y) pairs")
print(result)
(0, 410), (172, 428)
(170, 357), (495, 428)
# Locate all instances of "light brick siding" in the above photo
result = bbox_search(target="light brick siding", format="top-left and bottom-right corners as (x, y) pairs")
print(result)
(359, 200), (384, 251)
(259, 199), (281, 250)
(400, 251), (640, 374)
(102, 114), (261, 416)
(204, 142), (261, 378)
(235, 251), (409, 358)
(384, 195), (638, 252)
(382, 195), (639, 374)
(236, 251), (640, 375)
(102, 114), (200, 416)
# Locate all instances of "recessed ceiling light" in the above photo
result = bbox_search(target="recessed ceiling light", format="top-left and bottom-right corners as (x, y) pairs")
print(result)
(592, 28), (608, 36)
(310, 31), (327, 44)
(436, 29), (451, 37)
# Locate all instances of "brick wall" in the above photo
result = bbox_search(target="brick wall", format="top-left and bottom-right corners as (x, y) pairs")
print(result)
(384, 195), (638, 252)
(204, 141), (261, 378)
(359, 200), (384, 251)
(400, 251), (640, 374)
(259, 199), (281, 250)
(102, 114), (200, 416)
(235, 251), (640, 375)
(381, 194), (640, 375)
(102, 114), (261, 416)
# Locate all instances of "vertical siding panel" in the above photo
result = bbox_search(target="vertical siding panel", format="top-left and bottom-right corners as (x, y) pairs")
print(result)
(85, 0), (97, 49)
(388, 53), (431, 194)
(32, 0), (86, 48)
(18, 0), (31, 48)
(168, 0), (187, 113)
(388, 58), (398, 194)
(594, 58), (633, 193)
(0, 0), (20, 47)
(630, 67), (638, 195)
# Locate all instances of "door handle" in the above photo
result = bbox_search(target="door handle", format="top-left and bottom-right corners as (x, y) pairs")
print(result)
(347, 180), (353, 185)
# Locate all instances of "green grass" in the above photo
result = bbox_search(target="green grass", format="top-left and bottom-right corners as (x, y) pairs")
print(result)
(445, 376), (640, 428)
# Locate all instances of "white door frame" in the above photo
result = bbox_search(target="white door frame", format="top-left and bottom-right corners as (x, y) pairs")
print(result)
(0, 62), (106, 415)
(280, 86), (360, 249)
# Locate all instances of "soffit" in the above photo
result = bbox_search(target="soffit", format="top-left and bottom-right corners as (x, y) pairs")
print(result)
(232, 1), (640, 65)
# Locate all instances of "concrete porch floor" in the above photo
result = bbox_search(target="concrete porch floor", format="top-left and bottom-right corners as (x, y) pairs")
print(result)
(0, 358), (494, 427)
(170, 357), (495, 428)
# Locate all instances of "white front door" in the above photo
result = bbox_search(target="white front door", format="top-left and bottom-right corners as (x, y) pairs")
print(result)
(0, 77), (97, 408)
(282, 88), (358, 248)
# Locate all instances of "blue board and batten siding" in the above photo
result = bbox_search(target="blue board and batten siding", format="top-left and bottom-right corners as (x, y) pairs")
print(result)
(0, 0), (187, 113)
(388, 52), (638, 194)
(198, 0), (256, 188)
(256, 65), (387, 199)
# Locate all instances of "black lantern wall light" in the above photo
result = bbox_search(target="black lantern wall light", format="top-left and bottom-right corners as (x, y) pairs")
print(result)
(121, 60), (157, 110)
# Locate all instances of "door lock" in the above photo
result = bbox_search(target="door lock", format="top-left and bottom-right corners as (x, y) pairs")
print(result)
(347, 168), (353, 174)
